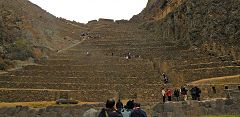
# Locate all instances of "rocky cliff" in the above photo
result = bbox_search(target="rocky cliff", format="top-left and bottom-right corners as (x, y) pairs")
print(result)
(132, 0), (240, 49)
(0, 0), (87, 69)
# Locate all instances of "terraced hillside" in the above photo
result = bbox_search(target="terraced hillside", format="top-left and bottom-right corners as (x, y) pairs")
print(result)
(0, 21), (160, 102)
(0, 19), (239, 103)
(0, 0), (239, 103)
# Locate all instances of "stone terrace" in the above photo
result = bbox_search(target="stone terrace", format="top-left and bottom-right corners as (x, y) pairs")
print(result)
(0, 20), (239, 103)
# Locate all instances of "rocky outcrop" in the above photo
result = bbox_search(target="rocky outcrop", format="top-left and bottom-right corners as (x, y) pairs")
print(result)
(134, 0), (240, 49)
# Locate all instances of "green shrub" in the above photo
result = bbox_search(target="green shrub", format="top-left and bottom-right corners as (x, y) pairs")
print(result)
(5, 39), (33, 60)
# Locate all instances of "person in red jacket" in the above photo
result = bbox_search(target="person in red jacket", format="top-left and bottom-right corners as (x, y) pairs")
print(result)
(166, 89), (172, 101)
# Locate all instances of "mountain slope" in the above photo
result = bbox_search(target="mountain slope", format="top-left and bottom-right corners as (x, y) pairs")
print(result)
(132, 0), (240, 50)
(0, 0), (88, 69)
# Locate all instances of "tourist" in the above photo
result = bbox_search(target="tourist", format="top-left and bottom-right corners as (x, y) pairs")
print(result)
(127, 53), (131, 59)
(166, 89), (172, 101)
(130, 103), (147, 117)
(86, 51), (90, 55)
(174, 88), (180, 101)
(181, 86), (188, 101)
(161, 88), (166, 103)
(162, 73), (169, 83)
(190, 86), (201, 101)
(116, 99), (123, 112)
(195, 86), (201, 101)
(190, 87), (197, 100)
(98, 98), (123, 117)
(121, 100), (134, 117)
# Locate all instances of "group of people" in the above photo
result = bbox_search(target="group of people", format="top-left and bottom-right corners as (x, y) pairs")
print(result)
(161, 86), (201, 103)
(98, 99), (147, 117)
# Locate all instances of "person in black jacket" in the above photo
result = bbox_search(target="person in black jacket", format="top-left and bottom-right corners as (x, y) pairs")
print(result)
(116, 99), (123, 112)
(98, 99), (123, 117)
(130, 103), (147, 117)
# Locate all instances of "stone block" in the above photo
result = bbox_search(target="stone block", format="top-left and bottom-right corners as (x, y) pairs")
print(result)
(41, 112), (58, 117)
(37, 108), (46, 115)
(61, 112), (73, 117)
(27, 109), (37, 117)
(209, 101), (217, 109)
(215, 99), (225, 112)
(5, 107), (17, 116)
(16, 111), (29, 117)
(225, 99), (234, 106)
(0, 108), (8, 114)
(83, 108), (98, 117)
(152, 103), (164, 113)
(163, 102), (174, 112)
(167, 112), (173, 117)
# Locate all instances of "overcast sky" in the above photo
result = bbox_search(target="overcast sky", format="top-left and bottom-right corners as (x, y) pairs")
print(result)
(28, 0), (148, 23)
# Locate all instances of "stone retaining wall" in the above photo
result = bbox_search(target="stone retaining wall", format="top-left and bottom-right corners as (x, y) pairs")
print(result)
(0, 104), (104, 117)
(0, 90), (117, 102)
(0, 90), (239, 117)
(151, 89), (240, 117)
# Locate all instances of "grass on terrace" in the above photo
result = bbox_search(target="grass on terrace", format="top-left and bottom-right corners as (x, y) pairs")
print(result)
(0, 101), (101, 108)
(200, 115), (240, 117)
(190, 75), (240, 85)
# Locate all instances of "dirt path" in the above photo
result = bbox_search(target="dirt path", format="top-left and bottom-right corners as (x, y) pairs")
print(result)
(188, 75), (240, 85)
(57, 37), (87, 53)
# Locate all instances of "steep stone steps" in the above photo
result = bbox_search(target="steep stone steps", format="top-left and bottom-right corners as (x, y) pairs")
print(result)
(0, 88), (116, 102)
(0, 76), (162, 84)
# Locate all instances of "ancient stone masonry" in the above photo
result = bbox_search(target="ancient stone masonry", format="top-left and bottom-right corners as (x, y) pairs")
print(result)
(151, 89), (240, 117)
(0, 103), (104, 117)
(0, 0), (239, 109)
(0, 90), (239, 117)
(202, 41), (239, 61)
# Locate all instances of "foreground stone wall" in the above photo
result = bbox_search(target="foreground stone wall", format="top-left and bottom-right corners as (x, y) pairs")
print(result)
(0, 90), (117, 102)
(0, 89), (239, 117)
(0, 104), (104, 117)
(151, 89), (240, 117)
